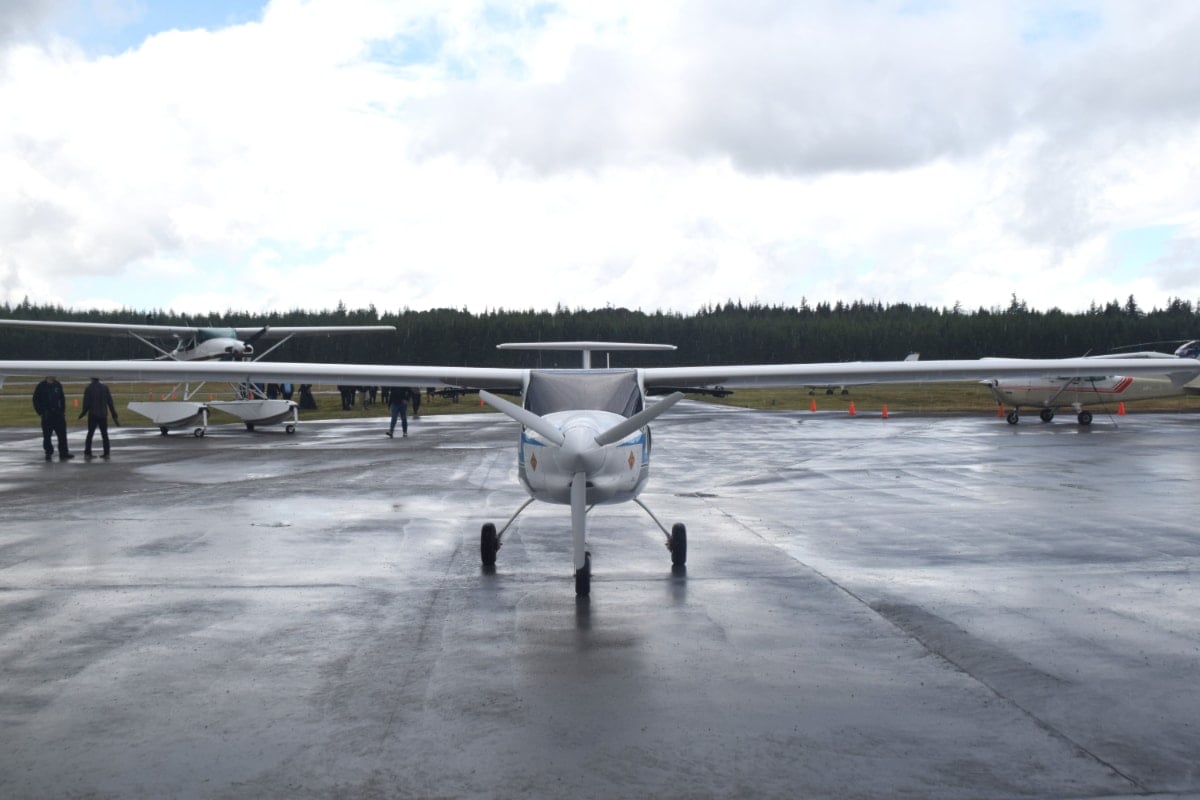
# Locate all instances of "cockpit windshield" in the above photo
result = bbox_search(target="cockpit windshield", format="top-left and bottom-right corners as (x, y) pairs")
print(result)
(1174, 340), (1200, 359)
(524, 370), (643, 417)
(197, 327), (238, 342)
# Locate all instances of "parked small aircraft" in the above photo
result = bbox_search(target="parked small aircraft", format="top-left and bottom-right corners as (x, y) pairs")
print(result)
(985, 340), (1200, 425)
(0, 318), (395, 434)
(3, 344), (1198, 594)
(808, 352), (920, 395)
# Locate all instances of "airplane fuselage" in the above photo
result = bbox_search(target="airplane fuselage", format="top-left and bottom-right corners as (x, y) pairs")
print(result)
(517, 410), (650, 506)
(986, 374), (1190, 410)
(166, 329), (252, 361)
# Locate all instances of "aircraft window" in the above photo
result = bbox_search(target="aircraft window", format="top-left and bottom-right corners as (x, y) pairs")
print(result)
(525, 370), (643, 417)
(198, 327), (238, 341)
(1175, 340), (1200, 358)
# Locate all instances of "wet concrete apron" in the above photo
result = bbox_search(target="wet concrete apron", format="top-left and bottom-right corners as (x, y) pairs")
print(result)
(2, 405), (1198, 798)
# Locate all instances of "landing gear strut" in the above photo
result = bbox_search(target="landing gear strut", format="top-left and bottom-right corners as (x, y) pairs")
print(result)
(477, 496), (688, 595)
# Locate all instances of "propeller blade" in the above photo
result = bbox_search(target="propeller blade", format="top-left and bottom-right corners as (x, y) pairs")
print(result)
(479, 389), (566, 446)
(594, 392), (684, 446)
(242, 326), (271, 346)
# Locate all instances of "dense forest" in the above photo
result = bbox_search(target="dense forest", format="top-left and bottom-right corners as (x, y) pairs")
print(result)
(1, 295), (1197, 367)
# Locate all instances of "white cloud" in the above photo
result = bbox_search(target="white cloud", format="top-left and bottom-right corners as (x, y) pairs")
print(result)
(3, 0), (1200, 316)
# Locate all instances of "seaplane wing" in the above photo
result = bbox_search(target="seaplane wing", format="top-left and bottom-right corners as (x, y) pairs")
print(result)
(0, 318), (396, 361)
(4, 350), (1199, 596)
(0, 318), (212, 338)
(0, 319), (396, 338)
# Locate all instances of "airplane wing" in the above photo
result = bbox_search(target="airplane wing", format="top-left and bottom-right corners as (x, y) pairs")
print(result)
(0, 319), (396, 338)
(0, 359), (526, 390)
(3, 355), (1200, 392)
(230, 326), (396, 337)
(641, 357), (1200, 391)
(0, 319), (206, 337)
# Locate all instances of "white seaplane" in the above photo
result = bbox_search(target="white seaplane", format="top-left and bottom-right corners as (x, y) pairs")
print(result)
(985, 340), (1200, 425)
(0, 318), (394, 435)
(3, 342), (1199, 594)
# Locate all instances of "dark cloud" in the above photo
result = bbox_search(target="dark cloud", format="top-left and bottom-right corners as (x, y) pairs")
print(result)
(0, 0), (60, 47)
(409, 1), (1200, 183)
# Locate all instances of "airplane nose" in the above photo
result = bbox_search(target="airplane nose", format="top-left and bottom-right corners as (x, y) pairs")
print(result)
(558, 426), (604, 475)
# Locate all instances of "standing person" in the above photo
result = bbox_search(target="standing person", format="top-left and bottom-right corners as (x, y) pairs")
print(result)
(32, 375), (73, 461)
(386, 386), (411, 438)
(79, 377), (120, 459)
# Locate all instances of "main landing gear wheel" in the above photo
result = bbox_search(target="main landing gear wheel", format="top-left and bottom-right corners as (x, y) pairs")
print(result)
(1040, 408), (1055, 423)
(669, 523), (688, 567)
(285, 424), (296, 434)
(193, 428), (204, 437)
(575, 552), (591, 596)
(1006, 410), (1020, 425)
(1077, 410), (1093, 425)
(480, 523), (499, 566)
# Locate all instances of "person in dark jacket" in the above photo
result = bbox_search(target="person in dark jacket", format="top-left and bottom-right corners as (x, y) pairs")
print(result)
(386, 386), (413, 438)
(79, 377), (119, 459)
(32, 375), (73, 461)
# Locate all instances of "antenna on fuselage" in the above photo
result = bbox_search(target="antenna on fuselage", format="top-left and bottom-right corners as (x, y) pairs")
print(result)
(497, 341), (676, 369)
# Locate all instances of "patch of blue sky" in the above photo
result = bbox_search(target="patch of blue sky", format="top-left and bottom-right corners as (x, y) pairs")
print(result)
(482, 1), (558, 32)
(1020, 4), (1102, 46)
(892, 0), (955, 18)
(1110, 224), (1181, 279)
(365, 19), (446, 69)
(55, 0), (265, 57)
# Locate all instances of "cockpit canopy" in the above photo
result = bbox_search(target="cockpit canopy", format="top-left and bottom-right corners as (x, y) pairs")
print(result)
(1174, 340), (1200, 359)
(524, 370), (643, 417)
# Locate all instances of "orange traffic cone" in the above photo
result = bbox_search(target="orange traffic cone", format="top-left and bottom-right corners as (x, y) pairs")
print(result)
(810, 398), (817, 412)
(997, 404), (1005, 417)
(848, 400), (856, 416)
(881, 404), (888, 419)
(1118, 402), (1126, 416)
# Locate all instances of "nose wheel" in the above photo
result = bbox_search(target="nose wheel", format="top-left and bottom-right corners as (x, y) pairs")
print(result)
(575, 552), (591, 596)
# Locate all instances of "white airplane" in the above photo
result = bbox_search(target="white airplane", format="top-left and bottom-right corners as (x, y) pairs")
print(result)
(0, 318), (395, 434)
(985, 340), (1200, 425)
(807, 352), (920, 395)
(3, 343), (1198, 595)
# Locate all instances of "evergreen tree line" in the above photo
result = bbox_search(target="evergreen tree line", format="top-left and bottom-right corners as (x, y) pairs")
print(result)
(1, 296), (1198, 367)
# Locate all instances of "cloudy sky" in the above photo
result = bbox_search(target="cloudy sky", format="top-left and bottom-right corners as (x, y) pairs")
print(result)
(2, 0), (1199, 317)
